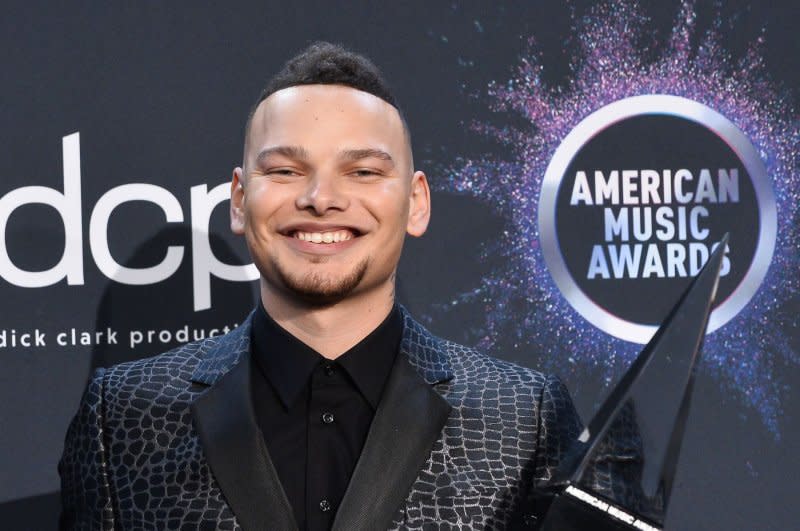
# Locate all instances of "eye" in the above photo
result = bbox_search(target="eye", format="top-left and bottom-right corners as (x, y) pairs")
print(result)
(267, 168), (301, 177)
(351, 168), (382, 178)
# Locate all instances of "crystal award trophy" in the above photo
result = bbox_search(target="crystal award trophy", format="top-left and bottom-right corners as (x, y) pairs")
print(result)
(529, 234), (729, 531)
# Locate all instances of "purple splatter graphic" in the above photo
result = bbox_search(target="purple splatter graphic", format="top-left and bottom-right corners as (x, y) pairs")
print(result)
(439, 1), (798, 437)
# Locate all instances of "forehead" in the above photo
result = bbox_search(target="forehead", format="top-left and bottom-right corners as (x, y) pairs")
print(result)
(247, 84), (408, 160)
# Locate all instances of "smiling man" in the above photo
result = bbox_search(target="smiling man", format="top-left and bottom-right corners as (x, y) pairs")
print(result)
(59, 42), (582, 530)
(232, 80), (428, 356)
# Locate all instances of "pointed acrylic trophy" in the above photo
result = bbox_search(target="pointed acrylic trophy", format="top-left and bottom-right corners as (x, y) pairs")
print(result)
(529, 234), (729, 531)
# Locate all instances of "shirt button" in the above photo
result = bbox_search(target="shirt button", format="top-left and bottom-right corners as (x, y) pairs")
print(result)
(319, 499), (332, 512)
(321, 412), (335, 424)
(324, 364), (335, 376)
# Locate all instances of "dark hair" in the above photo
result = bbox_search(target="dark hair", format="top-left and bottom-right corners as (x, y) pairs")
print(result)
(244, 41), (407, 145)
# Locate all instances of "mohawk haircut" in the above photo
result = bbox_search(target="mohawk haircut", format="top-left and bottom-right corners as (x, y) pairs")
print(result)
(244, 41), (409, 150)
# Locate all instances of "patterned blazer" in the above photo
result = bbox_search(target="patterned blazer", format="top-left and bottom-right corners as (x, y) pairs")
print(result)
(59, 308), (583, 530)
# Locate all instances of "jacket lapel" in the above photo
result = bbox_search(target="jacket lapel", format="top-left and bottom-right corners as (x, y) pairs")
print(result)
(190, 317), (298, 531)
(189, 308), (454, 531)
(332, 310), (454, 531)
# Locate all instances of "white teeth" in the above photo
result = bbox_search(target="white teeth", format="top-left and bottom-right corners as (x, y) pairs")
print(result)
(294, 230), (354, 244)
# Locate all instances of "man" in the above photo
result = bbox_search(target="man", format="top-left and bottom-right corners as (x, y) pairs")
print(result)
(59, 42), (582, 530)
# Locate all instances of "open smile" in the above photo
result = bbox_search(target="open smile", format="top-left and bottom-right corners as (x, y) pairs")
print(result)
(293, 229), (356, 244)
(280, 225), (364, 254)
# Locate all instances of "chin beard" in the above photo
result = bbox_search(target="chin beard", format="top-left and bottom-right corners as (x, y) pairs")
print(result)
(271, 256), (369, 306)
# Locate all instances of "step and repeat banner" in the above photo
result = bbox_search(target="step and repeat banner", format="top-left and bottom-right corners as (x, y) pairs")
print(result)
(1, 1), (797, 529)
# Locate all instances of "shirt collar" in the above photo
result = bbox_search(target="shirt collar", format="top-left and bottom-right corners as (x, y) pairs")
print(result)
(250, 302), (402, 410)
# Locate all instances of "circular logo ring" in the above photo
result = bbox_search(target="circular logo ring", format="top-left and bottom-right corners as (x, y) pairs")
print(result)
(538, 95), (776, 344)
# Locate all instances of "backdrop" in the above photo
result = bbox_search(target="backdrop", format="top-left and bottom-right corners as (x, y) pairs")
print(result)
(1, 1), (797, 529)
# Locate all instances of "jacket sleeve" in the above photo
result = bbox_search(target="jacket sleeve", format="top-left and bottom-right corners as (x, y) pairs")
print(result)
(58, 367), (115, 531)
(533, 374), (584, 487)
(575, 400), (649, 516)
(532, 375), (648, 515)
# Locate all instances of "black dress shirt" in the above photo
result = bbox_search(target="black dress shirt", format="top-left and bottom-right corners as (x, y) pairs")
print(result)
(249, 303), (402, 531)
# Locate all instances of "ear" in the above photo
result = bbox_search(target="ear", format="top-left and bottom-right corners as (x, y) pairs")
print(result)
(406, 170), (431, 237)
(230, 167), (246, 235)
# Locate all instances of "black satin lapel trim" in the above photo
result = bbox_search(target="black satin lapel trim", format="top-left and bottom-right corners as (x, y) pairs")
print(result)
(191, 355), (298, 531)
(332, 355), (452, 531)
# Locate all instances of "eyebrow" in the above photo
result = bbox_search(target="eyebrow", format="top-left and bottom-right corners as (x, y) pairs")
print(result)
(254, 146), (311, 167)
(255, 146), (396, 169)
(339, 148), (395, 167)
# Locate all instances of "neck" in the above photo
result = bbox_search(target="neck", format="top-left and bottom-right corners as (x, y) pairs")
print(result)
(260, 280), (395, 359)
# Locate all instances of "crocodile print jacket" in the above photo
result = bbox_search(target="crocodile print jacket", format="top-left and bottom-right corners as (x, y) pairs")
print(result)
(59, 308), (583, 530)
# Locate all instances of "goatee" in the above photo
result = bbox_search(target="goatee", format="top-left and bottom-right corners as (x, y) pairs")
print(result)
(271, 255), (369, 307)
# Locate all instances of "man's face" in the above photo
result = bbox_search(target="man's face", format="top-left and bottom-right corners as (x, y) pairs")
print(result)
(231, 84), (430, 306)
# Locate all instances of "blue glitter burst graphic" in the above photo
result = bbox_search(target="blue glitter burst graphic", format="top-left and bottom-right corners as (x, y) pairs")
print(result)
(439, 0), (798, 437)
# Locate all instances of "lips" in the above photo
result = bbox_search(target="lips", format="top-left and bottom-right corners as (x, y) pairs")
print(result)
(280, 224), (363, 246)
(294, 229), (354, 244)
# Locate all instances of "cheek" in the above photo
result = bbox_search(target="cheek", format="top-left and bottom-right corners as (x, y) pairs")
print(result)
(362, 183), (410, 229)
(243, 184), (290, 235)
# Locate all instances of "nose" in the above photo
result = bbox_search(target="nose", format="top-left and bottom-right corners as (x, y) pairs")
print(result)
(295, 173), (349, 215)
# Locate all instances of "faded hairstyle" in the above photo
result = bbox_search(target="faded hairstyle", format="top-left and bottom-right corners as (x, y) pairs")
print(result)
(244, 41), (409, 150)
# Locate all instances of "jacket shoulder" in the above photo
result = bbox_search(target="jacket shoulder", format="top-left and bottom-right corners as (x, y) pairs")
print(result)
(98, 321), (248, 412)
(102, 311), (254, 384)
(437, 335), (551, 391)
(401, 310), (551, 392)
(102, 336), (215, 385)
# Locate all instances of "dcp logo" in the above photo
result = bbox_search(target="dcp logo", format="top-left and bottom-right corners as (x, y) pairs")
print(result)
(0, 132), (259, 311)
